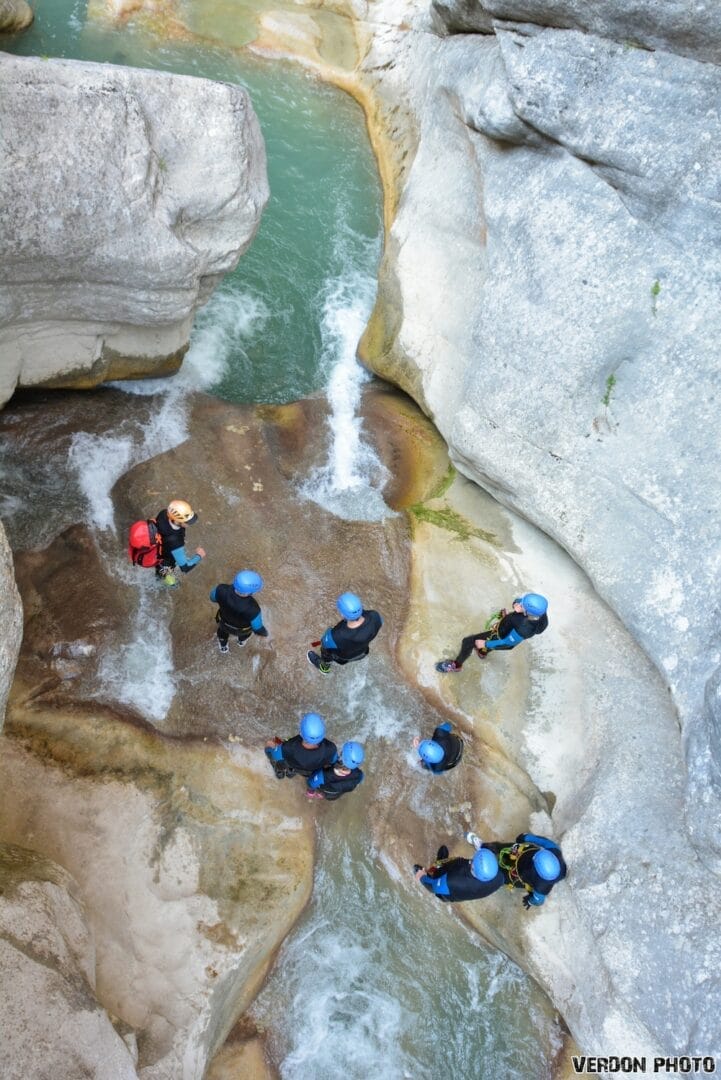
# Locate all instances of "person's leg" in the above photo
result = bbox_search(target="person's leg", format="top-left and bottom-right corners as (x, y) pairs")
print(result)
(216, 622), (230, 647)
(454, 631), (486, 667)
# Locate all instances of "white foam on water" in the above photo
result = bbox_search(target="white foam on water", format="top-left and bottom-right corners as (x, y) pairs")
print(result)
(300, 264), (393, 522)
(95, 583), (176, 723)
(68, 432), (134, 533)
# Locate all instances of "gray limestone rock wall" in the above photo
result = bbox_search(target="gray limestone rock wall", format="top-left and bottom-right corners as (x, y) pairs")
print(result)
(0, 520), (22, 734)
(359, 0), (721, 1048)
(0, 52), (269, 405)
(432, 0), (721, 64)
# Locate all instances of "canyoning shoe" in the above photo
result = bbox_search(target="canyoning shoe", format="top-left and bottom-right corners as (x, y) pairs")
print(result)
(435, 845), (449, 861)
(435, 660), (461, 673)
(305, 791), (324, 800)
(307, 650), (331, 674)
(413, 864), (423, 874)
(237, 636), (248, 648)
(218, 641), (229, 655)
(465, 832), (483, 850)
(159, 571), (178, 588)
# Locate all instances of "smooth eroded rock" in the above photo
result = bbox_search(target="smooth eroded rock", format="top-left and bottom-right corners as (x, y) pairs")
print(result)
(0, 519), (22, 732)
(0, 52), (269, 405)
(0, 0), (33, 32)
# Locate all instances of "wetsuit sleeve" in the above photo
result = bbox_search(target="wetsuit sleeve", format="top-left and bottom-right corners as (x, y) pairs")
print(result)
(209, 586), (218, 602)
(516, 833), (560, 852)
(250, 613), (265, 632)
(485, 628), (524, 650)
(172, 545), (201, 573)
(308, 769), (324, 789)
(436, 722), (452, 733)
(321, 628), (337, 649)
(420, 873), (450, 896)
(526, 890), (546, 906)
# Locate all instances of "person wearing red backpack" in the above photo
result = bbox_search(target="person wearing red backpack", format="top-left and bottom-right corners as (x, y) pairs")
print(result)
(154, 499), (205, 586)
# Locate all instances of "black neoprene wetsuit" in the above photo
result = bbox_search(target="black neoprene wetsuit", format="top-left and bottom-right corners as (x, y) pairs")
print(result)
(320, 610), (383, 665)
(455, 611), (549, 666)
(428, 725), (464, 772)
(307, 765), (364, 799)
(279, 736), (338, 777)
(212, 585), (264, 644)
(422, 855), (505, 902)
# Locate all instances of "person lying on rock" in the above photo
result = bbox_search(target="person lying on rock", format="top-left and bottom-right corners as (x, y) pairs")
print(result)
(306, 741), (365, 801)
(155, 499), (206, 587)
(435, 593), (548, 673)
(466, 830), (566, 909)
(413, 722), (464, 773)
(265, 713), (338, 780)
(307, 591), (383, 675)
(209, 569), (268, 655)
(414, 842), (504, 903)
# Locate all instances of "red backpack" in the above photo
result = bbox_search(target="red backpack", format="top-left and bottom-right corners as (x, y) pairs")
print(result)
(128, 519), (161, 568)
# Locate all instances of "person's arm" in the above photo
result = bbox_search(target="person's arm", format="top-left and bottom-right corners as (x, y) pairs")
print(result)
(172, 545), (201, 574)
(251, 612), (268, 637)
(420, 873), (450, 895)
(436, 722), (452, 733)
(308, 769), (325, 790)
(523, 890), (546, 908)
(321, 627), (337, 649)
(209, 586), (218, 602)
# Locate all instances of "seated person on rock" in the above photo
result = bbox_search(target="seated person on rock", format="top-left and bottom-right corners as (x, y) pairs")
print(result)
(155, 499), (206, 586)
(414, 841), (504, 903)
(306, 741), (365, 801)
(209, 569), (268, 655)
(308, 591), (383, 675)
(413, 722), (464, 773)
(468, 831), (566, 909)
(265, 713), (337, 780)
(436, 593), (548, 673)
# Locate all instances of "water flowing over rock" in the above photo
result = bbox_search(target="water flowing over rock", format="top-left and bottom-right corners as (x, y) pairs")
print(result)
(0, 52), (269, 406)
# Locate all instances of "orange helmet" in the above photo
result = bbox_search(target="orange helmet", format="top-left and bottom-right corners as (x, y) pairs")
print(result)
(167, 499), (197, 525)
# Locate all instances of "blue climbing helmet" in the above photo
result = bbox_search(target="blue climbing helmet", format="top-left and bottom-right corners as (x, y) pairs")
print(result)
(471, 848), (499, 882)
(234, 570), (264, 594)
(533, 849), (561, 881)
(337, 592), (363, 620)
(300, 712), (326, 743)
(341, 741), (364, 768)
(520, 592), (547, 617)
(418, 740), (444, 765)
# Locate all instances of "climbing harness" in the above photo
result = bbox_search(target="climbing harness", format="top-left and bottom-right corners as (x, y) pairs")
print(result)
(498, 842), (539, 893)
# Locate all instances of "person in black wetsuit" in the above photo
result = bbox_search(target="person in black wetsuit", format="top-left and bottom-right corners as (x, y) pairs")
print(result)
(154, 499), (205, 586)
(413, 722), (464, 773)
(480, 832), (566, 908)
(307, 591), (383, 675)
(306, 741), (365, 801)
(209, 569), (268, 655)
(264, 713), (338, 780)
(414, 842), (504, 903)
(436, 593), (548, 673)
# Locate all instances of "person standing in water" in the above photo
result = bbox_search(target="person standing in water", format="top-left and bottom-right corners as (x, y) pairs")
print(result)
(307, 592), (383, 675)
(306, 741), (365, 800)
(154, 499), (206, 587)
(413, 722), (464, 773)
(209, 570), (268, 655)
(264, 713), (338, 780)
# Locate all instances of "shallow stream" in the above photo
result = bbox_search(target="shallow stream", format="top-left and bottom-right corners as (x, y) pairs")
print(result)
(2, 6), (562, 1076)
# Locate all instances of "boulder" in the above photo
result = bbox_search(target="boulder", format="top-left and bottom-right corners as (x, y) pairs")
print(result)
(0, 0), (33, 32)
(0, 843), (138, 1079)
(0, 52), (268, 406)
